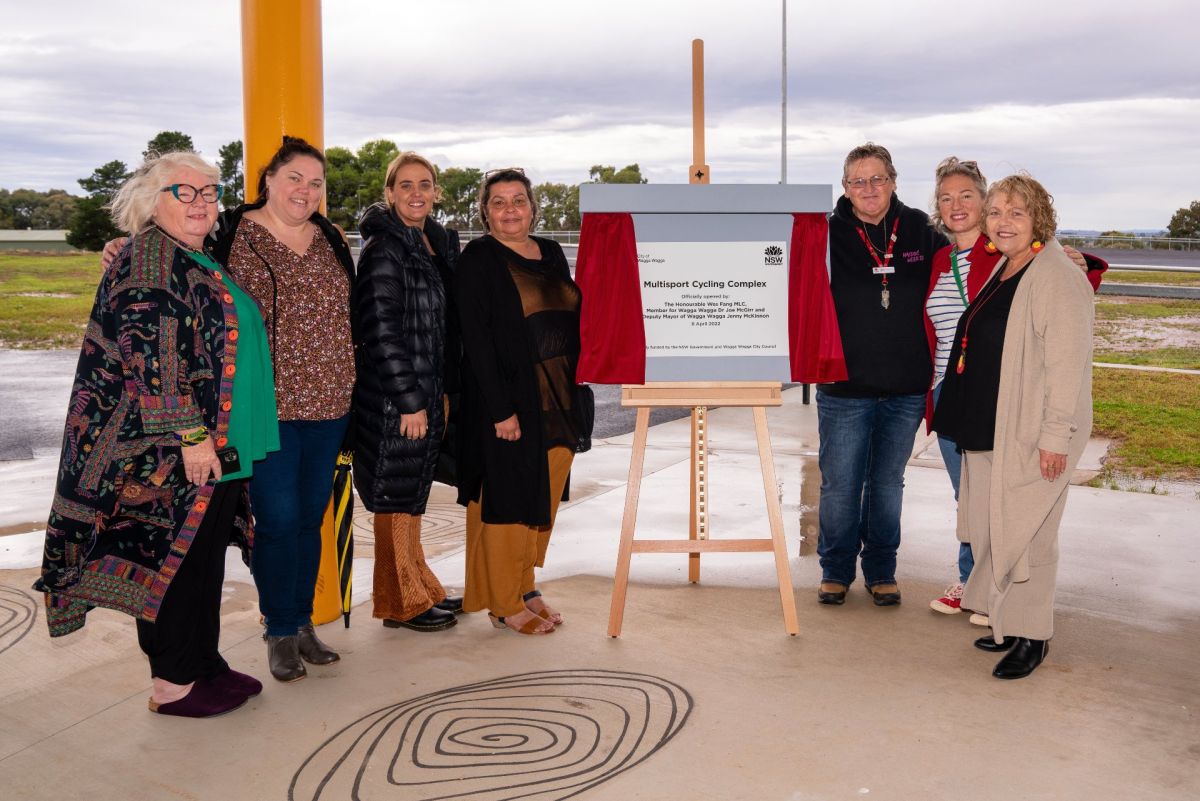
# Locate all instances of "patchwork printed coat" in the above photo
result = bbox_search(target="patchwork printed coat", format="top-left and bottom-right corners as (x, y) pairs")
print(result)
(34, 227), (251, 636)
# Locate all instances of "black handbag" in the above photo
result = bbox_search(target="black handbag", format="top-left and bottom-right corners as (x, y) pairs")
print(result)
(573, 384), (595, 454)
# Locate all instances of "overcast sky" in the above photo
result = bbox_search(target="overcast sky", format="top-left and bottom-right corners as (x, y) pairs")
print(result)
(2, 0), (1196, 229)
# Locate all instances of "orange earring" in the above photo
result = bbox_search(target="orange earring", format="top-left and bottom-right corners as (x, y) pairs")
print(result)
(1031, 240), (1044, 253)
(984, 240), (998, 253)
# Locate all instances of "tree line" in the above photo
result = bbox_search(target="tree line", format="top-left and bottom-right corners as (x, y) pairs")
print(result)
(19, 129), (1198, 249)
(26, 130), (647, 250)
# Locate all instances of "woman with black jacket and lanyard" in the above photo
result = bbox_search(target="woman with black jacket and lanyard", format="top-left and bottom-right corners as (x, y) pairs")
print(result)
(816, 142), (948, 608)
(352, 152), (463, 633)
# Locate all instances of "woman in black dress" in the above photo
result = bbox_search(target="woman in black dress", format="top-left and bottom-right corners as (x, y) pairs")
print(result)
(456, 168), (587, 636)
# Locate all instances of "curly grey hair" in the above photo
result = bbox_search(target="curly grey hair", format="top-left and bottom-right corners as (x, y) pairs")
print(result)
(109, 151), (219, 235)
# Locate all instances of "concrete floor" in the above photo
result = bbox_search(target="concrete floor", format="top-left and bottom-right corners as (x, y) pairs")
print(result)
(1, 386), (1197, 800)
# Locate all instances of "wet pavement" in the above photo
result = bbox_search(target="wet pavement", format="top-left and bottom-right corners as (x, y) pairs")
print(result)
(1, 362), (1197, 800)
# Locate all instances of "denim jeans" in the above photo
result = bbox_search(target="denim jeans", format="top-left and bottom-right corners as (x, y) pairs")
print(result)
(816, 390), (925, 587)
(932, 381), (974, 584)
(250, 415), (349, 636)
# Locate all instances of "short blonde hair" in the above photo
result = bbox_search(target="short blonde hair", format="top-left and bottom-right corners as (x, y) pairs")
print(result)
(384, 152), (443, 203)
(985, 174), (1058, 243)
(109, 151), (219, 235)
(929, 157), (988, 234)
(842, 142), (897, 183)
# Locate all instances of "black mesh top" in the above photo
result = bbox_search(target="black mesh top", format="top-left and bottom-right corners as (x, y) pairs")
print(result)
(503, 245), (583, 449)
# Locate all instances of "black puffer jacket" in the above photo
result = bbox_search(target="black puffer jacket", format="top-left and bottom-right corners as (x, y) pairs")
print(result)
(352, 202), (460, 514)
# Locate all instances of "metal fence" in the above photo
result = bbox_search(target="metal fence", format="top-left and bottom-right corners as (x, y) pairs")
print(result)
(1058, 234), (1200, 251)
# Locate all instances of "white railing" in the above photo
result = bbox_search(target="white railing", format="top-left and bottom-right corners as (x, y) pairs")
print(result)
(1058, 233), (1200, 251)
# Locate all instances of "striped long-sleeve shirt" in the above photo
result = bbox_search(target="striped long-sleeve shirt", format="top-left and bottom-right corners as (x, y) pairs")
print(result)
(926, 248), (971, 387)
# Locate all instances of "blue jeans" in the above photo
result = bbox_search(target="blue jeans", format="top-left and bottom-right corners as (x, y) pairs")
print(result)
(816, 390), (925, 587)
(932, 382), (974, 584)
(250, 415), (349, 636)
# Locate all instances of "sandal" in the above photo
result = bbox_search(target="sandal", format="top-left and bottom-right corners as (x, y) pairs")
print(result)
(489, 610), (554, 635)
(523, 590), (563, 626)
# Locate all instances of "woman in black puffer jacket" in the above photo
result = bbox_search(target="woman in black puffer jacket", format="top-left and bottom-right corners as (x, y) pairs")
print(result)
(353, 152), (463, 633)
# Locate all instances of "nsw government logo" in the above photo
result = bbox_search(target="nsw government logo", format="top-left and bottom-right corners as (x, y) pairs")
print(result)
(763, 244), (784, 266)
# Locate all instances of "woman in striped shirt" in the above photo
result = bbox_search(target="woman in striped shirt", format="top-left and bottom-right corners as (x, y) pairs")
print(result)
(923, 158), (1104, 617)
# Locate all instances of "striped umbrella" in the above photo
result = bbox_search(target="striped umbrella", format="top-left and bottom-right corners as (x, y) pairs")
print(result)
(331, 450), (355, 627)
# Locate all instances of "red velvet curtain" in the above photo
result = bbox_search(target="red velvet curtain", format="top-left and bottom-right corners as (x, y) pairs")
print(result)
(575, 212), (646, 384)
(788, 213), (847, 383)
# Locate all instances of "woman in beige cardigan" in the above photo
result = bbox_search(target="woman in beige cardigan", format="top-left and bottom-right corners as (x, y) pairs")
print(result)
(932, 174), (1094, 680)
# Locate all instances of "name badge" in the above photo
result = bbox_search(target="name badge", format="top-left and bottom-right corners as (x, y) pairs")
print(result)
(872, 265), (895, 275)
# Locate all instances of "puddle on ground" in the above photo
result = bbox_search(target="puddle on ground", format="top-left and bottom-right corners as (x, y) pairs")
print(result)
(797, 456), (820, 556)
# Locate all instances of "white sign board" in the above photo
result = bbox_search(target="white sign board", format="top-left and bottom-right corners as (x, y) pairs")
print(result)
(579, 183), (832, 382)
(637, 241), (789, 360)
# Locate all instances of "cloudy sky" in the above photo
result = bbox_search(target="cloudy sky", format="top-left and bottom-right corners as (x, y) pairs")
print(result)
(2, 0), (1196, 229)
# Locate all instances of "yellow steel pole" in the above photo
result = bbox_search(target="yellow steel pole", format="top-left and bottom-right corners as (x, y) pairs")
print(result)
(240, 0), (324, 205)
(242, 0), (340, 626)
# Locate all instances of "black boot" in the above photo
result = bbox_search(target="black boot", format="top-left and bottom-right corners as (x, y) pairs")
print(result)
(435, 596), (464, 614)
(265, 635), (307, 682)
(974, 633), (1018, 652)
(992, 638), (1049, 679)
(382, 605), (457, 632)
(297, 623), (340, 665)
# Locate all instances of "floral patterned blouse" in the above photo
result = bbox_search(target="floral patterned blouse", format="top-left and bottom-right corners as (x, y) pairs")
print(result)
(226, 218), (354, 421)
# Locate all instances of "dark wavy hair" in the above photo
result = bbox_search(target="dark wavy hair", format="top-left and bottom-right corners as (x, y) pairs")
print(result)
(256, 135), (326, 199)
(477, 168), (537, 232)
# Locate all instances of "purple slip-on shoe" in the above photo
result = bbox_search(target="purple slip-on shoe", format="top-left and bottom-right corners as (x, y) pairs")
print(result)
(149, 681), (248, 718)
(208, 668), (263, 697)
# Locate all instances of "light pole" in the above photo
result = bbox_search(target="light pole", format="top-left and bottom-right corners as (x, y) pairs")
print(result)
(781, 0), (787, 184)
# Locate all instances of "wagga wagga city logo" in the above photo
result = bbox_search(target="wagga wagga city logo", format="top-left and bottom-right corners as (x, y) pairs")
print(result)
(763, 245), (784, 266)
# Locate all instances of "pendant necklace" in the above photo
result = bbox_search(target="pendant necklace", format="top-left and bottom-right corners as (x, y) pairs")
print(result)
(956, 253), (1035, 373)
(856, 217), (900, 310)
(955, 268), (1007, 374)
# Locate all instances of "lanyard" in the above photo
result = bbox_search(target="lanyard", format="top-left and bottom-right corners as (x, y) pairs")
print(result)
(856, 217), (900, 272)
(949, 249), (968, 306)
(857, 217), (901, 310)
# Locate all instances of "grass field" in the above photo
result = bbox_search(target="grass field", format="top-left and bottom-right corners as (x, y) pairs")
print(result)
(1091, 368), (1200, 481)
(0, 252), (101, 349)
(1102, 270), (1200, 287)
(1093, 348), (1200, 370)
(1092, 296), (1200, 371)
(1093, 297), (1200, 320)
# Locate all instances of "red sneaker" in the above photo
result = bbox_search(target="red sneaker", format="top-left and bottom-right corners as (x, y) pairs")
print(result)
(929, 583), (964, 614)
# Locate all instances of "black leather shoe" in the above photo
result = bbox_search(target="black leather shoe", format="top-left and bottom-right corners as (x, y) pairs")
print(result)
(817, 582), (848, 605)
(382, 605), (458, 632)
(974, 633), (1018, 652)
(265, 635), (307, 682)
(993, 638), (1049, 679)
(297, 623), (340, 665)
(435, 596), (464, 614)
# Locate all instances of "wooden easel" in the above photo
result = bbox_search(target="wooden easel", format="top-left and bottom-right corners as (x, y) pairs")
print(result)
(606, 382), (799, 637)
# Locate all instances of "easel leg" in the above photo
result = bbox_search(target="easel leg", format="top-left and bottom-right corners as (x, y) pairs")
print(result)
(754, 406), (799, 636)
(688, 407), (702, 583)
(608, 406), (651, 637)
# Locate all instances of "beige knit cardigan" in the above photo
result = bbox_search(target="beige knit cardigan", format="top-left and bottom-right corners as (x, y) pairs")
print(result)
(957, 238), (1095, 587)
